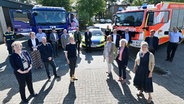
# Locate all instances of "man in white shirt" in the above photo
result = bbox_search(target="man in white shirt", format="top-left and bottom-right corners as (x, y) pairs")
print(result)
(166, 27), (184, 62)
(36, 29), (46, 43)
(61, 29), (70, 50)
(122, 28), (132, 44)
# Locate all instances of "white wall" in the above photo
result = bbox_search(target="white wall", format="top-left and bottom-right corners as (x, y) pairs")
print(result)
(0, 6), (7, 43)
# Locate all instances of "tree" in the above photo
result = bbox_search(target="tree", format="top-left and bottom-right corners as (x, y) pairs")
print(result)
(37, 0), (71, 11)
(77, 0), (106, 26)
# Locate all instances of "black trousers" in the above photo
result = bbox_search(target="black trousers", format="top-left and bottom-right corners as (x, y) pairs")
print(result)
(76, 41), (81, 53)
(117, 60), (126, 79)
(52, 42), (58, 57)
(149, 48), (155, 55)
(6, 40), (14, 54)
(167, 42), (178, 60)
(86, 41), (91, 52)
(43, 60), (57, 78)
(68, 57), (77, 77)
(15, 72), (34, 100)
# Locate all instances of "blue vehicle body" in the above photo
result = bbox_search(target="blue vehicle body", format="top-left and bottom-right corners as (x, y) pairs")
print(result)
(9, 6), (77, 36)
(31, 6), (69, 33)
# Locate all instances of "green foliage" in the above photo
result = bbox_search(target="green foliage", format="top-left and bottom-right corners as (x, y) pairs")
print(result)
(38, 0), (71, 11)
(77, 0), (106, 26)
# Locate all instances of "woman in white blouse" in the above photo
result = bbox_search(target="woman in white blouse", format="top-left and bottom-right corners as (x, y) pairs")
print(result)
(103, 35), (115, 75)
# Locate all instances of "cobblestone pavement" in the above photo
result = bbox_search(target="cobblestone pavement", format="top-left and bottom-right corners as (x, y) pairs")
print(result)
(0, 38), (184, 104)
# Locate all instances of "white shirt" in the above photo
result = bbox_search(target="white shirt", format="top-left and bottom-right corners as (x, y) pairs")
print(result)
(36, 32), (46, 42)
(104, 42), (112, 57)
(169, 31), (183, 43)
(113, 34), (117, 44)
(125, 32), (129, 42)
(31, 38), (37, 50)
(53, 33), (57, 40)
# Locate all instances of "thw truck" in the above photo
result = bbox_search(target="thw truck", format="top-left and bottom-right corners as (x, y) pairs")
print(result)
(114, 2), (184, 47)
(9, 6), (78, 36)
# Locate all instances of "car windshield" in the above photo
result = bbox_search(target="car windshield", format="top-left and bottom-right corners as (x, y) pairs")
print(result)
(116, 11), (144, 26)
(34, 10), (66, 25)
(91, 30), (103, 36)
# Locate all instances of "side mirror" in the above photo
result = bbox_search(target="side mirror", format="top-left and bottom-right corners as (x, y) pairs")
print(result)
(27, 12), (35, 26)
(32, 11), (38, 16)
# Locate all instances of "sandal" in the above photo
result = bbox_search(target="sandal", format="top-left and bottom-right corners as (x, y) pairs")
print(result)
(136, 92), (143, 96)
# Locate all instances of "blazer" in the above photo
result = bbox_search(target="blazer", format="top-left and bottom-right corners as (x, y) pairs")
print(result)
(103, 42), (115, 63)
(145, 36), (159, 50)
(10, 50), (32, 74)
(38, 43), (53, 62)
(28, 38), (39, 51)
(84, 31), (92, 43)
(61, 34), (70, 49)
(74, 31), (82, 42)
(135, 51), (155, 72)
(111, 34), (120, 48)
(121, 32), (132, 43)
(116, 46), (129, 66)
(50, 33), (59, 43)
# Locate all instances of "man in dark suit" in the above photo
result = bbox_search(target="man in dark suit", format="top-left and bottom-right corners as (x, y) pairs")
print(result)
(50, 28), (59, 57)
(85, 29), (92, 52)
(145, 29), (159, 54)
(104, 25), (111, 41)
(121, 28), (132, 44)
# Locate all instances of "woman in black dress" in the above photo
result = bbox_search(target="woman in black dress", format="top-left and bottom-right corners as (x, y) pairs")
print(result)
(133, 41), (155, 103)
(64, 36), (78, 82)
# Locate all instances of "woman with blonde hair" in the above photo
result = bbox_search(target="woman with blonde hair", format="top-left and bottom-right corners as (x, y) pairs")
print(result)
(28, 32), (42, 69)
(65, 36), (78, 82)
(116, 39), (129, 82)
(10, 41), (37, 103)
(103, 35), (115, 75)
(133, 41), (155, 103)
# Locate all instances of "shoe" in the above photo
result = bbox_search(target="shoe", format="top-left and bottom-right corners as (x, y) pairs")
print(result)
(169, 58), (173, 62)
(136, 92), (144, 96)
(48, 76), (51, 81)
(122, 79), (126, 84)
(54, 75), (60, 79)
(165, 58), (169, 61)
(118, 78), (123, 81)
(31, 93), (38, 97)
(70, 78), (74, 82)
(147, 97), (152, 103)
(72, 76), (78, 80)
(21, 99), (28, 103)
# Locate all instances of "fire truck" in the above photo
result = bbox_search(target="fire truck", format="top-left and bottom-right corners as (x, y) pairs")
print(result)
(114, 2), (184, 48)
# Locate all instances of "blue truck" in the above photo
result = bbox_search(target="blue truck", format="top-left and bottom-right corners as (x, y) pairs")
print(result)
(10, 6), (78, 36)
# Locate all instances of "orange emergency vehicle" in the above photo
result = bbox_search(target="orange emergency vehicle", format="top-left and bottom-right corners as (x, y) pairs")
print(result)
(114, 2), (184, 48)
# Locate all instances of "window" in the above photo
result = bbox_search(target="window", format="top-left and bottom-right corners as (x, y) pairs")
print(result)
(147, 11), (169, 26)
(13, 11), (29, 23)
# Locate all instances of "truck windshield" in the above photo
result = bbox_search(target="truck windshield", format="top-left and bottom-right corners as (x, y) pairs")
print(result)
(116, 11), (144, 26)
(34, 10), (66, 25)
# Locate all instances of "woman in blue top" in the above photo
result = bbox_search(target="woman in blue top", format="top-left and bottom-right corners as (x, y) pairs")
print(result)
(10, 41), (37, 103)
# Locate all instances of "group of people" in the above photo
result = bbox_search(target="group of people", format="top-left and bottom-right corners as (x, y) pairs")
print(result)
(3, 25), (184, 103)
(7, 27), (81, 103)
(103, 26), (184, 103)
